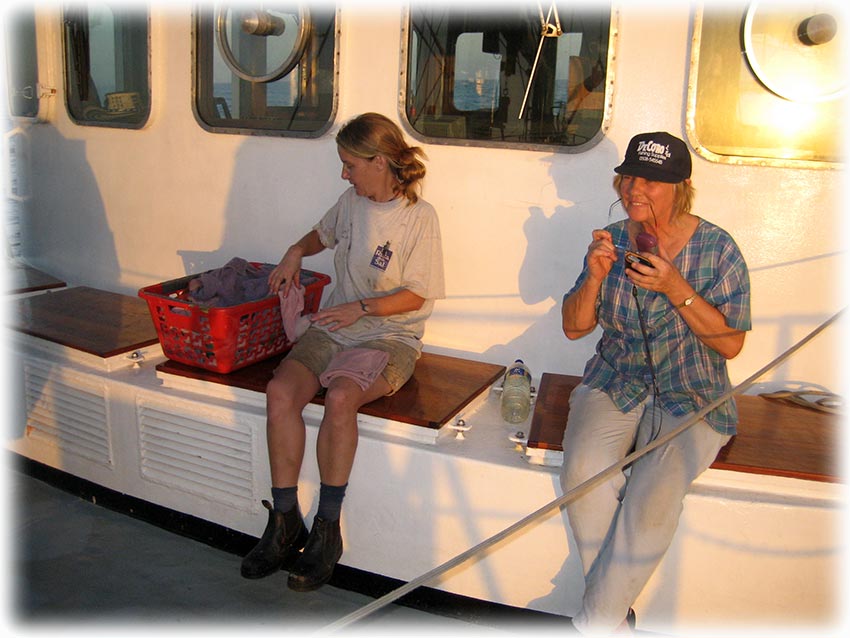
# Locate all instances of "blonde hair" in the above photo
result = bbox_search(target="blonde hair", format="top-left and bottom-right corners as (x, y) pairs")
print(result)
(613, 175), (696, 219)
(336, 113), (427, 204)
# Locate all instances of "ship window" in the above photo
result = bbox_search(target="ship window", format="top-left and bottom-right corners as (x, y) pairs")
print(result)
(63, 3), (150, 128)
(404, 3), (612, 151)
(194, 4), (337, 137)
(4, 6), (40, 119)
(689, 2), (844, 167)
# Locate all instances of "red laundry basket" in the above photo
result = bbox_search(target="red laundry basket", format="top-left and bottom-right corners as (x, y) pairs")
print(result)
(139, 266), (330, 373)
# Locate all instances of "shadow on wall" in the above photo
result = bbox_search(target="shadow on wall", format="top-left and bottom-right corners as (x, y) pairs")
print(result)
(23, 124), (120, 291)
(178, 137), (342, 279)
(477, 138), (619, 617)
(479, 137), (620, 377)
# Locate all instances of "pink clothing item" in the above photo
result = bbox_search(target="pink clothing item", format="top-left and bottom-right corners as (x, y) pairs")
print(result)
(319, 348), (390, 390)
(279, 286), (313, 342)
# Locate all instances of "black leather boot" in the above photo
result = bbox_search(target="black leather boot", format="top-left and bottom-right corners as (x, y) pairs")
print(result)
(287, 516), (343, 592)
(241, 500), (308, 579)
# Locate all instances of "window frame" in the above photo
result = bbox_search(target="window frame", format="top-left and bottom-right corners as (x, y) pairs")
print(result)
(398, 4), (618, 154)
(686, 4), (843, 170)
(191, 4), (340, 139)
(61, 3), (152, 129)
(4, 6), (41, 120)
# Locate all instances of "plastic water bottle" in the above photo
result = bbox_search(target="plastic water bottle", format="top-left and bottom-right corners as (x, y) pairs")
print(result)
(501, 359), (532, 423)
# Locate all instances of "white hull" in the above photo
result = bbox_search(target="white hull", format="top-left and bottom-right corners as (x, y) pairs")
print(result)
(3, 1), (847, 634)
(6, 327), (843, 635)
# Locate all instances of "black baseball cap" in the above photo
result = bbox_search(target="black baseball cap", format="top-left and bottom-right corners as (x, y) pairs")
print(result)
(614, 132), (692, 183)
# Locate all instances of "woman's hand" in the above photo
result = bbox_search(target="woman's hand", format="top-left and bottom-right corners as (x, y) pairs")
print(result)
(311, 301), (366, 332)
(309, 290), (424, 333)
(269, 246), (304, 296)
(586, 229), (619, 283)
(561, 229), (616, 340)
(624, 242), (690, 300)
(269, 230), (326, 297)
(627, 243), (745, 359)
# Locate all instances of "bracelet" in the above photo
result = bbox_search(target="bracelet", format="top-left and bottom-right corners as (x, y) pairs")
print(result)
(359, 299), (369, 313)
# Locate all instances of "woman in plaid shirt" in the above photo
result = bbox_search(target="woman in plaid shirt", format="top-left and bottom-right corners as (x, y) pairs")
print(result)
(560, 132), (751, 635)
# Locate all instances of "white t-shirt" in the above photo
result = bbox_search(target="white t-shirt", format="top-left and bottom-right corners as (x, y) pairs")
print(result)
(312, 187), (445, 353)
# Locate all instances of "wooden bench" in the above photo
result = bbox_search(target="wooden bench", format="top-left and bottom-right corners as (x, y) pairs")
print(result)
(8, 286), (505, 430)
(9, 285), (160, 357)
(5, 264), (67, 295)
(10, 286), (839, 482)
(157, 354), (505, 430)
(527, 373), (840, 483)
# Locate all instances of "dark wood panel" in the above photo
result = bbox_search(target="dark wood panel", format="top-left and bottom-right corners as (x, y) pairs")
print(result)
(9, 286), (160, 358)
(527, 373), (840, 483)
(527, 373), (581, 451)
(714, 394), (840, 482)
(5, 264), (66, 294)
(15, 285), (835, 483)
(157, 352), (506, 429)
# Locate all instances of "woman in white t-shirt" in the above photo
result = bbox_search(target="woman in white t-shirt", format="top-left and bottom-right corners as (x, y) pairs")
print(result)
(241, 113), (445, 592)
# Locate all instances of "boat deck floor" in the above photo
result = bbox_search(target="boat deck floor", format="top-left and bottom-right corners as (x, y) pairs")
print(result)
(8, 463), (575, 633)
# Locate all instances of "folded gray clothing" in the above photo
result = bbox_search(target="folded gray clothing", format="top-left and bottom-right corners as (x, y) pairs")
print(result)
(189, 258), (275, 307)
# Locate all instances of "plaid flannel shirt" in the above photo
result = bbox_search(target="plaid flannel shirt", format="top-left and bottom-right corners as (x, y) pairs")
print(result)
(565, 218), (751, 434)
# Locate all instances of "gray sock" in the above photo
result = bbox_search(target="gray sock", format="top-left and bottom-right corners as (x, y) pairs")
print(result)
(271, 486), (298, 513)
(316, 483), (347, 521)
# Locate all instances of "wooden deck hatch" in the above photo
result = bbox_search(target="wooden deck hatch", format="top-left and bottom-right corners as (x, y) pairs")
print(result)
(5, 265), (67, 295)
(9, 286), (160, 357)
(8, 286), (839, 482)
(157, 353), (506, 430)
(527, 372), (840, 483)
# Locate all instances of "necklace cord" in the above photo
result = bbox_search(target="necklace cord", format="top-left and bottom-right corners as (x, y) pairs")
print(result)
(632, 284), (662, 441)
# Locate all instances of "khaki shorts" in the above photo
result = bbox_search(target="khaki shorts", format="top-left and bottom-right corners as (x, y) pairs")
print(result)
(284, 327), (418, 395)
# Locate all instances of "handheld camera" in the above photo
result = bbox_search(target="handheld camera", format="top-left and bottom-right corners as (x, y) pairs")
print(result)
(625, 232), (657, 270)
(625, 250), (653, 270)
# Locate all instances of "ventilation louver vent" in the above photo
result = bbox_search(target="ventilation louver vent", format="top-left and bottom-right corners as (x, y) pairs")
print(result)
(23, 361), (112, 467)
(137, 402), (254, 507)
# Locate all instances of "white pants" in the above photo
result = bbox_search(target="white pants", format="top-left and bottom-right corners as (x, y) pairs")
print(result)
(560, 384), (729, 635)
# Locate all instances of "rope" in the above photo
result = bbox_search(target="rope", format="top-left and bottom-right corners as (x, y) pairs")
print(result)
(519, 1), (562, 119)
(759, 389), (842, 414)
(316, 307), (846, 635)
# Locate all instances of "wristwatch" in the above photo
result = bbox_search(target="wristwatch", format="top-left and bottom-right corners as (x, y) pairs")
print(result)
(677, 293), (697, 309)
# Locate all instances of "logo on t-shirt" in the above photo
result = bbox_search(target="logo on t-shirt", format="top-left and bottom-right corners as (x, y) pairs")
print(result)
(370, 242), (393, 271)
